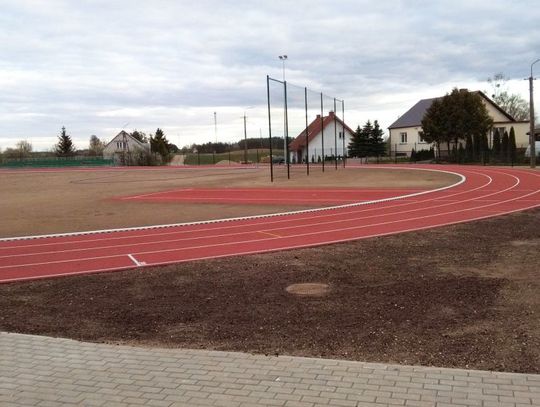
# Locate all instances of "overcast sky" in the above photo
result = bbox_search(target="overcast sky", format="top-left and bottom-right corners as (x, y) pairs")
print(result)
(1, 0), (539, 151)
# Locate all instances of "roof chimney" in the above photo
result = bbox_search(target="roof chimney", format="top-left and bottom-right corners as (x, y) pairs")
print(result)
(459, 88), (468, 93)
(316, 114), (321, 119)
(329, 111), (335, 117)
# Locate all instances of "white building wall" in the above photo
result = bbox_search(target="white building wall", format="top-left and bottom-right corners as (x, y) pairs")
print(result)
(390, 123), (530, 157)
(290, 121), (354, 162)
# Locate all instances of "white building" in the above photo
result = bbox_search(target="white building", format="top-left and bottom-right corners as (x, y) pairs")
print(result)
(102, 131), (150, 164)
(388, 90), (530, 157)
(288, 111), (355, 163)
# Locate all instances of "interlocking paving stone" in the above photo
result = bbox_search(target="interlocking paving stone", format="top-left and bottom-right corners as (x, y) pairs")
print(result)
(0, 332), (539, 406)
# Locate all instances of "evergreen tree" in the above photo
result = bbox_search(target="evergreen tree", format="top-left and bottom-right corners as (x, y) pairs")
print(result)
(501, 131), (509, 162)
(458, 143), (465, 163)
(130, 130), (148, 143)
(348, 123), (371, 157)
(492, 128), (501, 158)
(55, 126), (75, 157)
(150, 128), (171, 163)
(481, 133), (489, 163)
(509, 127), (517, 163)
(410, 148), (416, 162)
(369, 120), (386, 157)
(347, 126), (362, 157)
(465, 134), (474, 162)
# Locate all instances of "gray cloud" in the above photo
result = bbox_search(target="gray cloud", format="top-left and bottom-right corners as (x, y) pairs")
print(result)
(0, 0), (539, 150)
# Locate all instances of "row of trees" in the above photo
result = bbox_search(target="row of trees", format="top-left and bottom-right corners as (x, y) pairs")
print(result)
(347, 120), (386, 158)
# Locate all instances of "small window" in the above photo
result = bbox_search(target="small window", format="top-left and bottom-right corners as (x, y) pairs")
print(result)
(338, 131), (343, 139)
(418, 131), (426, 143)
(400, 132), (407, 143)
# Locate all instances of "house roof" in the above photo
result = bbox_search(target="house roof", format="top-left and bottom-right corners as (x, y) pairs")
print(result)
(288, 112), (355, 151)
(388, 98), (439, 129)
(388, 90), (517, 129)
(104, 131), (149, 150)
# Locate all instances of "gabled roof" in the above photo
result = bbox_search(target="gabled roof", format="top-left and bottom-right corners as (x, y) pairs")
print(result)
(388, 98), (439, 129)
(388, 90), (517, 130)
(289, 112), (355, 151)
(104, 131), (149, 150)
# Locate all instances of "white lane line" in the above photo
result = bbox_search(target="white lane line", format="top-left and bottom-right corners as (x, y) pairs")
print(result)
(0, 175), (495, 259)
(0, 167), (466, 242)
(0, 171), (494, 255)
(2, 186), (537, 271)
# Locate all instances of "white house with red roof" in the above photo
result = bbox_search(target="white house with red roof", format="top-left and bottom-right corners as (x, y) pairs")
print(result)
(288, 111), (355, 163)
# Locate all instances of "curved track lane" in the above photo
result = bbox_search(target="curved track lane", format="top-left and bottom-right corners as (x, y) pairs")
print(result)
(0, 165), (538, 283)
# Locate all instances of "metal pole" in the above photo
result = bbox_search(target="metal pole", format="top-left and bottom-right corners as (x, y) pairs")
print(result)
(529, 59), (539, 168)
(320, 93), (325, 172)
(266, 75), (274, 182)
(342, 100), (346, 167)
(214, 111), (217, 144)
(304, 87), (309, 176)
(243, 113), (248, 164)
(334, 98), (338, 170)
(284, 81), (290, 179)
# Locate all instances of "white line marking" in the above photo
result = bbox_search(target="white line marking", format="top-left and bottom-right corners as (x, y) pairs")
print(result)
(2, 185), (537, 271)
(127, 254), (143, 267)
(0, 167), (466, 242)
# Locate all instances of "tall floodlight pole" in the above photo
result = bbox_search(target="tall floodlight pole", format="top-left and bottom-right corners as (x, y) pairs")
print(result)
(214, 112), (217, 143)
(529, 59), (539, 168)
(279, 55), (288, 164)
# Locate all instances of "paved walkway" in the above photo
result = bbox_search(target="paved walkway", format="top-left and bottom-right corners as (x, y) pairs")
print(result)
(0, 332), (538, 407)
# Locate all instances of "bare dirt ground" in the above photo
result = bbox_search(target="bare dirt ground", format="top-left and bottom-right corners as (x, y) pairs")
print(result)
(0, 208), (538, 373)
(0, 166), (457, 237)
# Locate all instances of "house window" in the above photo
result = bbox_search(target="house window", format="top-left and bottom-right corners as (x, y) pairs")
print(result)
(400, 132), (407, 143)
(418, 131), (426, 143)
(338, 131), (343, 139)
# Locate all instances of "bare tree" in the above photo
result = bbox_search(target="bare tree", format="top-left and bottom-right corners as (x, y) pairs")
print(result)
(487, 73), (530, 121)
(89, 135), (105, 156)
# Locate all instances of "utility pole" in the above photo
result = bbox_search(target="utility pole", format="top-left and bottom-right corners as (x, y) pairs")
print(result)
(529, 59), (539, 168)
(214, 112), (217, 143)
(243, 112), (248, 164)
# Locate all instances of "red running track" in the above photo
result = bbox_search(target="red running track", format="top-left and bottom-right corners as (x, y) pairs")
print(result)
(0, 165), (539, 283)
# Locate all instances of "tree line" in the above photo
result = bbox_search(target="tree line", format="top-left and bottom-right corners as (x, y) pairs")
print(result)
(347, 120), (387, 158)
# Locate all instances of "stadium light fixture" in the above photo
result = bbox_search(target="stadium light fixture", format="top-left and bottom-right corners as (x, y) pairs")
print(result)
(278, 55), (287, 81)
(529, 58), (540, 168)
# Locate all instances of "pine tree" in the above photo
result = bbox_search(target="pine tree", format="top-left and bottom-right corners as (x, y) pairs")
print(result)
(458, 143), (465, 163)
(55, 126), (75, 157)
(347, 126), (361, 157)
(501, 131), (509, 162)
(369, 120), (386, 157)
(465, 134), (474, 162)
(347, 123), (371, 158)
(509, 127), (517, 163)
(150, 128), (171, 163)
(492, 128), (501, 158)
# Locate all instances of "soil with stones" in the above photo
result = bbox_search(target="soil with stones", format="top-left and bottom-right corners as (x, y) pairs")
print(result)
(1, 209), (538, 374)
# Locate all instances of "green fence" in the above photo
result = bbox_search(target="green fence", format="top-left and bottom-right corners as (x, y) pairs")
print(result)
(0, 156), (115, 168)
